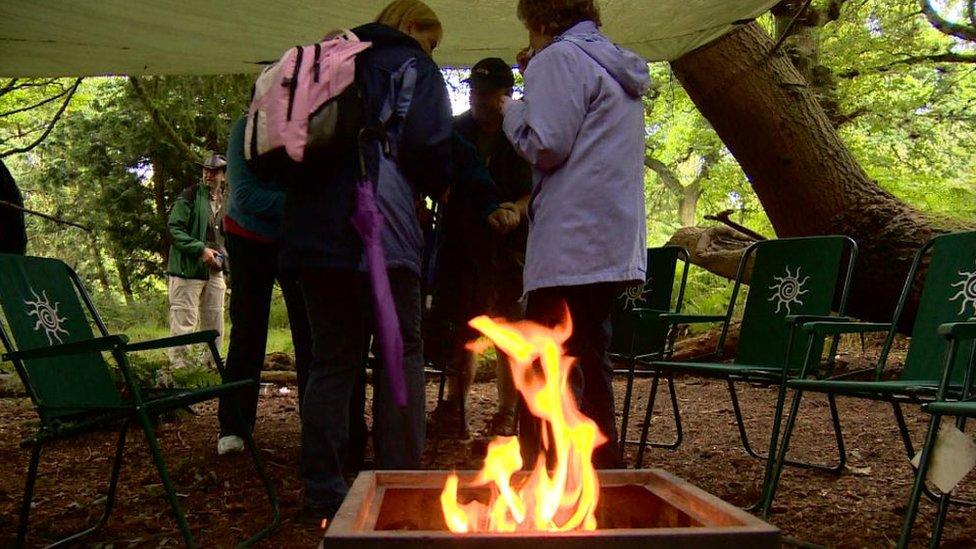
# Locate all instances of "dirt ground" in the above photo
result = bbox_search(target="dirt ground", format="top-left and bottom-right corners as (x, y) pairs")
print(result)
(2, 339), (975, 548)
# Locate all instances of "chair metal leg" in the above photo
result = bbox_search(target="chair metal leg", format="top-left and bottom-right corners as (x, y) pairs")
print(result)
(136, 410), (197, 548)
(635, 374), (661, 468)
(660, 375), (684, 450)
(237, 423), (280, 546)
(19, 423), (131, 549)
(897, 411), (942, 548)
(759, 388), (805, 518)
(893, 401), (916, 459)
(16, 440), (42, 548)
(622, 372), (681, 452)
(618, 357), (637, 455)
(46, 423), (130, 549)
(728, 379), (762, 459)
(728, 380), (845, 473)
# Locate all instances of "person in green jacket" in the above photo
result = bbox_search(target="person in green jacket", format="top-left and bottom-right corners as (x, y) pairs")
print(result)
(164, 153), (228, 380)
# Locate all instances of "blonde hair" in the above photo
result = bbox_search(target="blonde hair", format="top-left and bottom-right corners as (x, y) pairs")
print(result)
(375, 0), (442, 33)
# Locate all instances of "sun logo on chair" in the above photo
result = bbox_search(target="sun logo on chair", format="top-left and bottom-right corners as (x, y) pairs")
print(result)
(619, 278), (652, 309)
(768, 266), (810, 315)
(950, 261), (976, 315)
(24, 287), (69, 345)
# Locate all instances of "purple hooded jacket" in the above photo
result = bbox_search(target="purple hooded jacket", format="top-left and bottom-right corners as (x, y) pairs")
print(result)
(503, 20), (650, 296)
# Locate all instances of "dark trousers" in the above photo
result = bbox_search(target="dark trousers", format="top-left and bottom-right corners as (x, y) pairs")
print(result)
(518, 283), (621, 469)
(299, 267), (425, 514)
(217, 232), (313, 436)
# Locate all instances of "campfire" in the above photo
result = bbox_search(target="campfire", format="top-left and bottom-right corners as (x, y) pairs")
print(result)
(440, 312), (603, 532)
(322, 313), (780, 548)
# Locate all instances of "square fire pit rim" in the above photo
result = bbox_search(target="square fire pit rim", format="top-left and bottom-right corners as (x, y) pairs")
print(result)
(325, 468), (779, 539)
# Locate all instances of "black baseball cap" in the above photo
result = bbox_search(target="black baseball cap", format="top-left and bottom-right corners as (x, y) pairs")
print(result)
(464, 57), (515, 90)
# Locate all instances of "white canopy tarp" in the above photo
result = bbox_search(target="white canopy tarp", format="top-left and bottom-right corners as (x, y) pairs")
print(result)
(0, 1), (777, 77)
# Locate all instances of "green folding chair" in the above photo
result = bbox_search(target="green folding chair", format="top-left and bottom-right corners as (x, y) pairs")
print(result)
(898, 320), (976, 548)
(610, 245), (689, 456)
(0, 254), (279, 548)
(763, 231), (976, 519)
(634, 236), (857, 499)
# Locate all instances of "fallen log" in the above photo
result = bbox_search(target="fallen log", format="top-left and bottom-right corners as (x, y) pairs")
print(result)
(667, 224), (759, 283)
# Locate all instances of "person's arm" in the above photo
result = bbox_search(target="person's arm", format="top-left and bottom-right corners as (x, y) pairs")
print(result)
(226, 117), (284, 222)
(167, 198), (205, 256)
(503, 44), (587, 172)
(400, 61), (454, 199)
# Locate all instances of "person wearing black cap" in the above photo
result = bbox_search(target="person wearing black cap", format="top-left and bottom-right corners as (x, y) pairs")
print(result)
(163, 152), (229, 382)
(428, 57), (532, 438)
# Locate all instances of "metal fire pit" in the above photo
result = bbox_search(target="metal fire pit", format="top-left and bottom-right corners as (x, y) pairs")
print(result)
(321, 469), (779, 548)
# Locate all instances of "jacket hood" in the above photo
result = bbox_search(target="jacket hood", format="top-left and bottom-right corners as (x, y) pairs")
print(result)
(352, 22), (424, 52)
(556, 21), (650, 98)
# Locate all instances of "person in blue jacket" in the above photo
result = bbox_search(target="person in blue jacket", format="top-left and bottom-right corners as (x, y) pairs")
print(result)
(501, 0), (651, 469)
(280, 0), (478, 522)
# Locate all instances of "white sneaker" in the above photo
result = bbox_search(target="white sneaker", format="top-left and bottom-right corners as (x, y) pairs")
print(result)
(217, 435), (245, 456)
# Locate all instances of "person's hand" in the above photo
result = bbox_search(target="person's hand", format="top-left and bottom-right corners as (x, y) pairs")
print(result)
(516, 47), (535, 75)
(487, 203), (521, 234)
(497, 95), (515, 117)
(201, 247), (221, 270)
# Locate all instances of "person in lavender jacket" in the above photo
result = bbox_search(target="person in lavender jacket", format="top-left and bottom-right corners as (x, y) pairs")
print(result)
(500, 0), (650, 468)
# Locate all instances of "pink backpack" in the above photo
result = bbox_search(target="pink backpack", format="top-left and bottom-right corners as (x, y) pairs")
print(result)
(244, 31), (372, 174)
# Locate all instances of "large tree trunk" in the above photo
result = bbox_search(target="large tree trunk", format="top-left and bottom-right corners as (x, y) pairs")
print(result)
(670, 23), (973, 325)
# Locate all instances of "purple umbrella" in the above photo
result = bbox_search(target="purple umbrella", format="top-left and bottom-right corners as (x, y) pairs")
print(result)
(350, 177), (407, 408)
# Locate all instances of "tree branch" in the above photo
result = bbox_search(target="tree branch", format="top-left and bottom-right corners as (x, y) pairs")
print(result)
(128, 76), (195, 161)
(0, 78), (82, 159)
(0, 79), (18, 96)
(0, 200), (91, 232)
(0, 79), (60, 97)
(840, 51), (976, 78)
(920, 0), (976, 42)
(644, 154), (685, 196)
(0, 85), (75, 118)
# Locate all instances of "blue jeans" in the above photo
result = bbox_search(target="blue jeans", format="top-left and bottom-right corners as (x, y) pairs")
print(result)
(298, 268), (425, 515)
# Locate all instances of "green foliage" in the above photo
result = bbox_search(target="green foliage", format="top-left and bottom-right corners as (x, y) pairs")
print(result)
(644, 0), (976, 309)
(3, 75), (252, 299)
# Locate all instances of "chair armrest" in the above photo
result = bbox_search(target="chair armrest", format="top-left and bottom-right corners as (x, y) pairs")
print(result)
(785, 315), (853, 326)
(939, 321), (976, 341)
(656, 313), (727, 325)
(4, 335), (129, 362)
(124, 330), (219, 352)
(629, 308), (670, 319)
(801, 321), (892, 335)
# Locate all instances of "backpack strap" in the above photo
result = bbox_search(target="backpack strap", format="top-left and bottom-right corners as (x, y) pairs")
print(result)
(378, 58), (419, 154)
(356, 58), (418, 181)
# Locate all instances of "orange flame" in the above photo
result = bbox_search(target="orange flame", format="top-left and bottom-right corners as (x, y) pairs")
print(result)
(441, 311), (606, 532)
